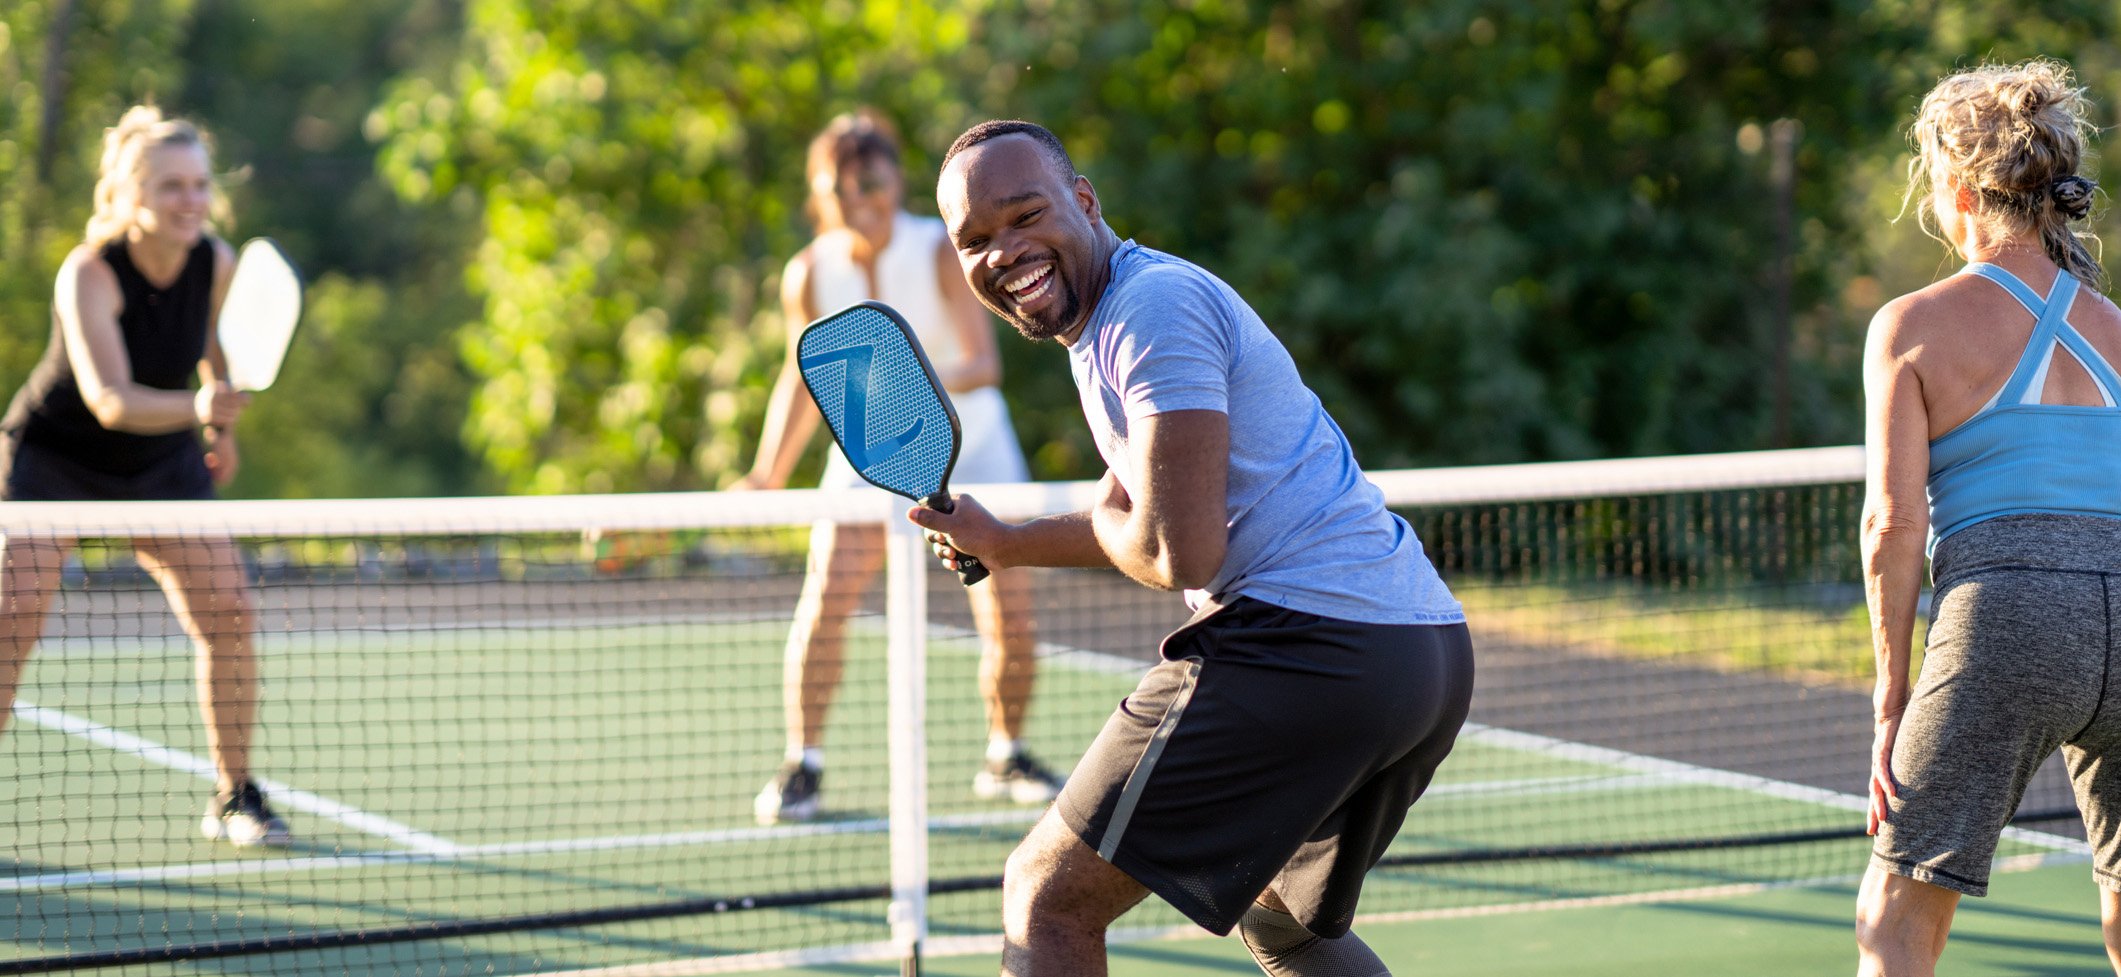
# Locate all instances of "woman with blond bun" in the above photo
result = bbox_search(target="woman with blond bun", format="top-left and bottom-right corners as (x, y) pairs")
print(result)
(737, 109), (1058, 825)
(0, 104), (289, 847)
(1860, 60), (2121, 974)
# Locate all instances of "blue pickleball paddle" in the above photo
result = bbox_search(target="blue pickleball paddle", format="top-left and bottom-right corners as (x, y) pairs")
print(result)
(796, 301), (989, 586)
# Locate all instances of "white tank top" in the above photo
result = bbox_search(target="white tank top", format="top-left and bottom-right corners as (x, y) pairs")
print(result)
(806, 212), (1028, 492)
(806, 212), (966, 372)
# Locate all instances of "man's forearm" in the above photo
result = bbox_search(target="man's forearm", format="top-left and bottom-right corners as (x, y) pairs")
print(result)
(996, 510), (1111, 570)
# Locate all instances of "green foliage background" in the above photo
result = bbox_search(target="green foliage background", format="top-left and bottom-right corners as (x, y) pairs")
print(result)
(6, 0), (2120, 496)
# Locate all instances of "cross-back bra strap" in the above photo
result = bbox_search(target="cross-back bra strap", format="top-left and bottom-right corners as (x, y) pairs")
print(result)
(2050, 317), (2121, 403)
(1962, 262), (2047, 316)
(1991, 269), (2077, 406)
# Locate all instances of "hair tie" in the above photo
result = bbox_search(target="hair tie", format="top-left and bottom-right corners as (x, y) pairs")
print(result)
(2052, 174), (2098, 220)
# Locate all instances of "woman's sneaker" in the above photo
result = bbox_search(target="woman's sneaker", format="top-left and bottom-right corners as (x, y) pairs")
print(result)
(201, 780), (293, 847)
(754, 760), (823, 825)
(973, 750), (1065, 805)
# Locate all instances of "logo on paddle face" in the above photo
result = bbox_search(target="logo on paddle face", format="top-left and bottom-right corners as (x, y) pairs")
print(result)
(799, 343), (925, 470)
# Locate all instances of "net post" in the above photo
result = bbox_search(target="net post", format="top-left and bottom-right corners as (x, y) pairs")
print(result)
(884, 507), (929, 975)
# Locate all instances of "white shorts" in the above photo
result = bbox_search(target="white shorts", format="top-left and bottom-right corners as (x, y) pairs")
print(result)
(818, 384), (1030, 491)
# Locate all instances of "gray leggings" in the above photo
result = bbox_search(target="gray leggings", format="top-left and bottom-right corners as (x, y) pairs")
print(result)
(1873, 514), (2121, 896)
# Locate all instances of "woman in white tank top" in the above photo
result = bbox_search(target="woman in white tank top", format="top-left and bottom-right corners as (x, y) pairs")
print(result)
(735, 111), (1059, 824)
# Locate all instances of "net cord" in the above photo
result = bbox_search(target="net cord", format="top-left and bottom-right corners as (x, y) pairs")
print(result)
(0, 446), (1867, 537)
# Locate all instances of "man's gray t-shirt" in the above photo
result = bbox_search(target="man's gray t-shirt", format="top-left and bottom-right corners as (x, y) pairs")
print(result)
(1067, 241), (1463, 626)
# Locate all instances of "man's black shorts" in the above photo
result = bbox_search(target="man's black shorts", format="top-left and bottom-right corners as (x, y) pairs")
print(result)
(1054, 595), (1474, 937)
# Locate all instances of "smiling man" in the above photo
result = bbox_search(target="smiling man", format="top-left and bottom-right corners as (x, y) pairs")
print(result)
(908, 120), (1475, 977)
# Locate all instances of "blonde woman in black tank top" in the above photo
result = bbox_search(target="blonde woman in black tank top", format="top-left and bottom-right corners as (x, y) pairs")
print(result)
(0, 105), (291, 847)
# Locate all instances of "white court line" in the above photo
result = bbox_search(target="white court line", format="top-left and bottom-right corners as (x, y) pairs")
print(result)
(0, 808), (1033, 893)
(1430, 772), (1672, 800)
(947, 627), (2103, 853)
(0, 769), (1692, 894)
(10, 700), (457, 854)
(533, 940), (909, 977)
(0, 772), (1704, 894)
(1459, 723), (2092, 856)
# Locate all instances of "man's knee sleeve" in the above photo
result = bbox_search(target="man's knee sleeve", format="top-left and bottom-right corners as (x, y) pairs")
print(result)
(1237, 904), (1390, 977)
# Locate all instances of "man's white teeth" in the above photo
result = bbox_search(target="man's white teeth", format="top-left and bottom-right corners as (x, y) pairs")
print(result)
(1005, 265), (1051, 295)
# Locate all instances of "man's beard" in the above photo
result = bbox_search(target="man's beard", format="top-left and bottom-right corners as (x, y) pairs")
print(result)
(1002, 285), (1078, 342)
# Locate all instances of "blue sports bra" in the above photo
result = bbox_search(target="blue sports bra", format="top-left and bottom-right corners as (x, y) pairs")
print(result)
(1926, 263), (2121, 546)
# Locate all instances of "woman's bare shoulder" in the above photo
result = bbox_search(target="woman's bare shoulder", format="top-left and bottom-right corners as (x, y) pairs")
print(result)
(56, 244), (120, 296)
(1868, 276), (1982, 352)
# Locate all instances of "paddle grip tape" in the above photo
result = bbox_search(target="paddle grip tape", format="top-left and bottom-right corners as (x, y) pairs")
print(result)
(922, 493), (989, 587)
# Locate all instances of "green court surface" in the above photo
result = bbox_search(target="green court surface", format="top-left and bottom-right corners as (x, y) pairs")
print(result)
(726, 863), (2113, 977)
(1, 609), (2095, 975)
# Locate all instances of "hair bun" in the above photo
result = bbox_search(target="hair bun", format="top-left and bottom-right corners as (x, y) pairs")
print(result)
(2008, 82), (2047, 116)
(109, 104), (165, 141)
(2052, 174), (2098, 220)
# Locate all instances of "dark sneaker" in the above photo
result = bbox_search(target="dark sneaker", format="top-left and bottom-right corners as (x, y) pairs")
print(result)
(973, 751), (1065, 805)
(201, 780), (293, 847)
(754, 760), (822, 825)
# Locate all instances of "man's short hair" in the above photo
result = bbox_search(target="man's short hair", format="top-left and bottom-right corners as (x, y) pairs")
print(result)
(941, 120), (1077, 183)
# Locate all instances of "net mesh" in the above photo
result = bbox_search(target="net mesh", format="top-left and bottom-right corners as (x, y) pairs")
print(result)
(0, 447), (2088, 975)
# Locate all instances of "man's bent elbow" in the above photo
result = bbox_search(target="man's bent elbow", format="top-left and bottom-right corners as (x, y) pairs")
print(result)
(1161, 545), (1226, 592)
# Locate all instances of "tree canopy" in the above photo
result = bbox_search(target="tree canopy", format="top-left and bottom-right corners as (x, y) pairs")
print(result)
(5, 1), (2119, 497)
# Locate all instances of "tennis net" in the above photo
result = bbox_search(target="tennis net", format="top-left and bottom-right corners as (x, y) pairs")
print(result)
(0, 446), (2088, 975)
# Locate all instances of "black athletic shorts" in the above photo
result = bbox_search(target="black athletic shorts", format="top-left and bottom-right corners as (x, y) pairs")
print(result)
(0, 433), (213, 502)
(1055, 595), (1475, 937)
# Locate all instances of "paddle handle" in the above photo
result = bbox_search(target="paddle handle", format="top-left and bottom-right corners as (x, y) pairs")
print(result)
(921, 494), (989, 587)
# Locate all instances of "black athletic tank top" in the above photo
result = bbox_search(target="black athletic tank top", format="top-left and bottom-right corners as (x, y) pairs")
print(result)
(1, 237), (215, 476)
